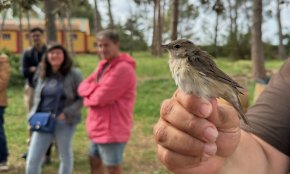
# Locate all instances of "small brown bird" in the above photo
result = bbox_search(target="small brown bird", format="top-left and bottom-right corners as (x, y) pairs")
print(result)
(162, 39), (248, 124)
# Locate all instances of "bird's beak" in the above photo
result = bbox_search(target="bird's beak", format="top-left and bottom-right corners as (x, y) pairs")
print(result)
(161, 44), (169, 49)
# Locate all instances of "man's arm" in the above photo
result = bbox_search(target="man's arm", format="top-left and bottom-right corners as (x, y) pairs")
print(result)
(154, 89), (289, 174)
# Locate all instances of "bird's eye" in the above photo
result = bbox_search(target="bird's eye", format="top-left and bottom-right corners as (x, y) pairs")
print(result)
(174, 44), (181, 49)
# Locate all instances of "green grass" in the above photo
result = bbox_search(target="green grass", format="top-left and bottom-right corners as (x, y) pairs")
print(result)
(4, 52), (284, 173)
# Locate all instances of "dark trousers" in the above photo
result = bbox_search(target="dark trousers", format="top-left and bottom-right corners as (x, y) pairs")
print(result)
(0, 106), (8, 163)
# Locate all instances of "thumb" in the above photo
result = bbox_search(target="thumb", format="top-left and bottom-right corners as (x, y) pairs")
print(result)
(207, 99), (241, 129)
(208, 100), (241, 157)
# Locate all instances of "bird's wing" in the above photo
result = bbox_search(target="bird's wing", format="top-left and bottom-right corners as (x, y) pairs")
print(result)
(186, 50), (244, 90)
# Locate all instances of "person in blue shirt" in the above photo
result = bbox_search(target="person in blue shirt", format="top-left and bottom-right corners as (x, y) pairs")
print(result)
(25, 44), (83, 174)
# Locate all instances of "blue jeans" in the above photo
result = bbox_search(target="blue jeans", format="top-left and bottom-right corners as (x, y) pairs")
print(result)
(0, 106), (8, 163)
(89, 142), (126, 166)
(26, 120), (76, 174)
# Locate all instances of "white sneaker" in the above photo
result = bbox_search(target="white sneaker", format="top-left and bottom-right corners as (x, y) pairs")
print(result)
(0, 162), (9, 172)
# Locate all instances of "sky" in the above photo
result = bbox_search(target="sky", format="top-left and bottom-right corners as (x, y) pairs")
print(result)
(4, 0), (289, 46)
(263, 1), (290, 45)
(88, 0), (290, 46)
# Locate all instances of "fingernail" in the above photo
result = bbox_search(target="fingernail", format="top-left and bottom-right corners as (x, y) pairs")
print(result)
(204, 127), (218, 142)
(199, 102), (212, 117)
(204, 143), (217, 156)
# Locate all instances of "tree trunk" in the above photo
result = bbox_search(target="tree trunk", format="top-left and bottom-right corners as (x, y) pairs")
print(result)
(26, 11), (32, 46)
(243, 1), (251, 33)
(0, 10), (7, 39)
(151, 0), (162, 57)
(19, 5), (23, 52)
(106, 0), (114, 29)
(276, 0), (287, 60)
(213, 13), (219, 57)
(93, 0), (102, 34)
(227, 0), (233, 34)
(151, 0), (157, 55)
(59, 10), (68, 48)
(233, 1), (238, 35)
(44, 0), (57, 44)
(233, 0), (239, 56)
(251, 0), (266, 81)
(67, 10), (75, 57)
(170, 0), (179, 41)
(156, 0), (163, 56)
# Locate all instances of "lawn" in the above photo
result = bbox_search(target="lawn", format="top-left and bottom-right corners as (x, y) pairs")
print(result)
(4, 52), (284, 174)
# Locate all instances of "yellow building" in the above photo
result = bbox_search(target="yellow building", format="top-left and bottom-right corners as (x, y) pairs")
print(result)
(87, 35), (98, 53)
(0, 30), (18, 52)
(0, 18), (96, 53)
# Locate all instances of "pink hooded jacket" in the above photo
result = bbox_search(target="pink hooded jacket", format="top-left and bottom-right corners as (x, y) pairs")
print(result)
(78, 53), (136, 143)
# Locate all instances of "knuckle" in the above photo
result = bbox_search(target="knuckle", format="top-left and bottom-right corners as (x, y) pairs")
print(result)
(185, 116), (198, 131)
(153, 122), (168, 143)
(185, 116), (206, 138)
(160, 99), (174, 118)
(161, 149), (175, 169)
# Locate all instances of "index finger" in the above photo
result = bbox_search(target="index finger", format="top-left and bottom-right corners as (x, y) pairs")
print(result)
(174, 88), (214, 118)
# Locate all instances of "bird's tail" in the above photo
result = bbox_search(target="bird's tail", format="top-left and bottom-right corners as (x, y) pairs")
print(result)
(236, 105), (249, 124)
(225, 94), (249, 125)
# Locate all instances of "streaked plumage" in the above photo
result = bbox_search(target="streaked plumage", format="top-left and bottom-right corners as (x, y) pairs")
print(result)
(162, 39), (248, 124)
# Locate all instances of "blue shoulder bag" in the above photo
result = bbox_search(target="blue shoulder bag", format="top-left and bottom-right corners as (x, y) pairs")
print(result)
(28, 87), (62, 134)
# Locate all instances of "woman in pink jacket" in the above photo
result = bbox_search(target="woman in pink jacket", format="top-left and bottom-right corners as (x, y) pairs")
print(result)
(78, 29), (136, 174)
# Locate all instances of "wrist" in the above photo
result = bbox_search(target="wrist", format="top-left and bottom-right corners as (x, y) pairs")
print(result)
(220, 131), (269, 174)
(218, 132), (244, 174)
(218, 153), (236, 174)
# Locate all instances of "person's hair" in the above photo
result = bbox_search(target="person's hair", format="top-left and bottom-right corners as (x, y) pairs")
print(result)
(96, 29), (119, 44)
(30, 27), (44, 34)
(39, 44), (73, 79)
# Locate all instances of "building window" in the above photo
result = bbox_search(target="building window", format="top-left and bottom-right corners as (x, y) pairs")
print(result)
(2, 33), (11, 40)
(71, 34), (77, 40)
(25, 33), (30, 39)
(93, 41), (98, 48)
